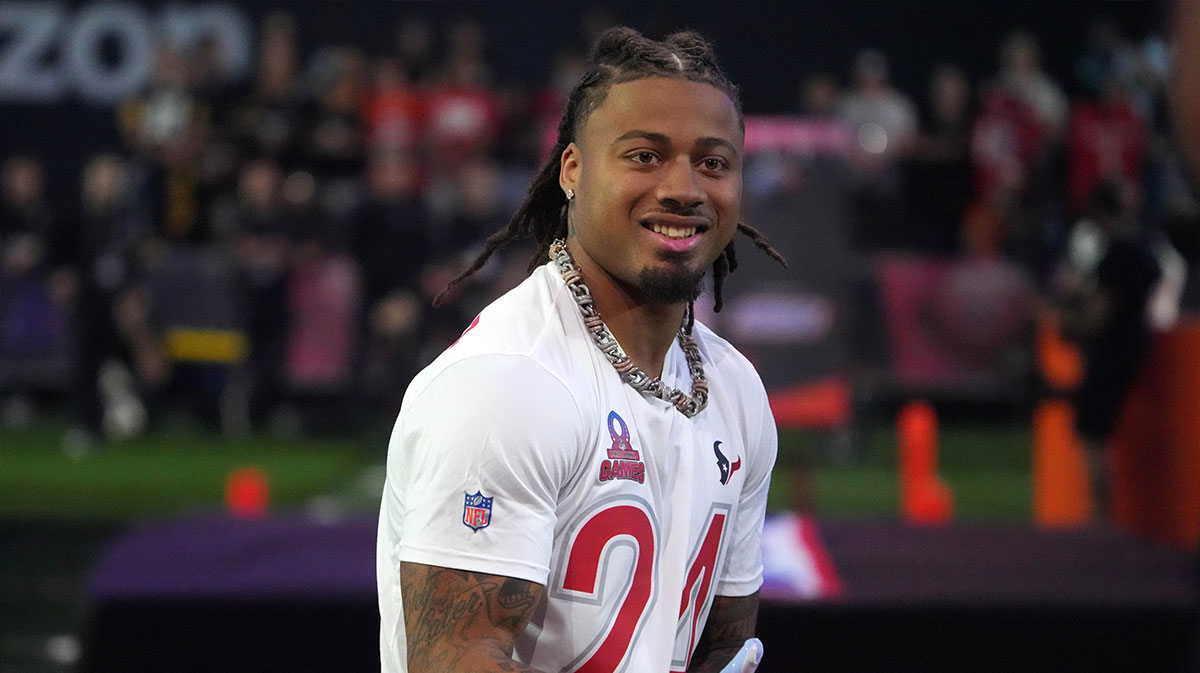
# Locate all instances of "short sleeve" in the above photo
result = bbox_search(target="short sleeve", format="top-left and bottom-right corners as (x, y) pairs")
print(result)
(715, 383), (778, 596)
(381, 354), (586, 585)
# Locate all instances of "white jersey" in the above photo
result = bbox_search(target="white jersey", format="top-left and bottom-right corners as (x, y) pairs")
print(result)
(377, 262), (777, 673)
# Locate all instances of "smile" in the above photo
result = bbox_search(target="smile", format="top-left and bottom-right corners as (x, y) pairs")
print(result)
(640, 213), (709, 241)
(649, 222), (697, 239)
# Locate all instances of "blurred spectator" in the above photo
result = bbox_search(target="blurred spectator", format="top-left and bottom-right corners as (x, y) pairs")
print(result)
(1172, 0), (1200, 194)
(971, 81), (1044, 205)
(973, 31), (1070, 241)
(280, 169), (328, 251)
(355, 152), (431, 309)
(973, 32), (1068, 259)
(532, 50), (588, 160)
(363, 58), (427, 156)
(1053, 180), (1161, 516)
(353, 151), (431, 414)
(839, 49), (918, 167)
(188, 34), (247, 204)
(0, 155), (73, 393)
(64, 155), (167, 451)
(188, 35), (242, 130)
(230, 158), (293, 429)
(1075, 17), (1140, 103)
(297, 46), (369, 237)
(230, 13), (308, 169)
(301, 46), (368, 183)
(1, 156), (64, 288)
(837, 49), (918, 249)
(800, 73), (841, 119)
(1117, 39), (1172, 234)
(1001, 32), (1069, 142)
(424, 20), (502, 175)
(1124, 36), (1170, 128)
(284, 214), (363, 433)
(119, 43), (218, 246)
(907, 65), (973, 253)
(394, 16), (437, 86)
(446, 157), (508, 254)
(118, 44), (210, 157)
(1066, 75), (1146, 219)
(443, 17), (493, 84)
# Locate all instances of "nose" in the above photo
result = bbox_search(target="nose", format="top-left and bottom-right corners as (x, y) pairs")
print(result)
(656, 156), (705, 210)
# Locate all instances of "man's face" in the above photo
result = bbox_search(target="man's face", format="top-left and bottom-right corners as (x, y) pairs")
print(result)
(559, 77), (743, 306)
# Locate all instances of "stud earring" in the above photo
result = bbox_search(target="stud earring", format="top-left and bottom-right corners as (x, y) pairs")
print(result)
(565, 188), (575, 201)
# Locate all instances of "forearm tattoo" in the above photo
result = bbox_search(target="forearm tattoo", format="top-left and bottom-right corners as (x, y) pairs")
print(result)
(687, 592), (760, 673)
(401, 562), (546, 672)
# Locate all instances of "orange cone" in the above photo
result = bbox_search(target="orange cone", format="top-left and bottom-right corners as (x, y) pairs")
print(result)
(226, 467), (270, 519)
(898, 401), (953, 524)
(1033, 399), (1092, 526)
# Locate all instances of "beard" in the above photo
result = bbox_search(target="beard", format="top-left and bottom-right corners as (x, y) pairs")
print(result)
(636, 263), (706, 305)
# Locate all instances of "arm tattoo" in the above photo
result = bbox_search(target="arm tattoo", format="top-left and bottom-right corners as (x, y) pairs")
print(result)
(401, 562), (547, 673)
(687, 592), (760, 673)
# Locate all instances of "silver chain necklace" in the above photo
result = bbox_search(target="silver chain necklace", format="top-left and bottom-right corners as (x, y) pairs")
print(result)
(549, 239), (708, 418)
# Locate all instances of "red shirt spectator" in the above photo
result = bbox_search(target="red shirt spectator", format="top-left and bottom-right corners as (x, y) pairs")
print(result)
(970, 84), (1044, 204)
(1066, 80), (1146, 217)
(363, 58), (427, 154)
(424, 59), (502, 169)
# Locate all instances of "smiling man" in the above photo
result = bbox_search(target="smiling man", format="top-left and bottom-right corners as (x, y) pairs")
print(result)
(377, 27), (785, 673)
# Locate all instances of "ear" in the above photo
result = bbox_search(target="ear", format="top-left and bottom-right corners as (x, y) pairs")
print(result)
(559, 142), (580, 194)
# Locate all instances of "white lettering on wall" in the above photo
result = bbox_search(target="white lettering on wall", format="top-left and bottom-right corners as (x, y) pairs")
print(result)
(0, 1), (252, 105)
(0, 2), (64, 102)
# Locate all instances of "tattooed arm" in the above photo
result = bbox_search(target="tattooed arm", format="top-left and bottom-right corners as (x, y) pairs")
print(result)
(687, 592), (760, 673)
(400, 561), (548, 673)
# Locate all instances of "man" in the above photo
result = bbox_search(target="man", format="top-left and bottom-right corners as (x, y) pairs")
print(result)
(377, 27), (784, 673)
(1060, 181), (1160, 517)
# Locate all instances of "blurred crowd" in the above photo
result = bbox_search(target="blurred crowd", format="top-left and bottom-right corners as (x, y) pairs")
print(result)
(1, 11), (1196, 452)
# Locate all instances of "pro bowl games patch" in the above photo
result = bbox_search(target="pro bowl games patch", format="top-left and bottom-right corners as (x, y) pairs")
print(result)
(463, 491), (493, 531)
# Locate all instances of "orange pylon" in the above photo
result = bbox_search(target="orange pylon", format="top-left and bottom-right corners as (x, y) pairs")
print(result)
(898, 401), (953, 524)
(1033, 400), (1093, 526)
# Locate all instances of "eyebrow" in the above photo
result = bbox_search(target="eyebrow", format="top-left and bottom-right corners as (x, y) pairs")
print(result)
(612, 130), (739, 155)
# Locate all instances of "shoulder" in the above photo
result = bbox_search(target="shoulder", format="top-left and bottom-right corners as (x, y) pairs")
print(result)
(693, 321), (777, 456)
(693, 320), (767, 395)
(391, 352), (591, 485)
(404, 353), (585, 434)
(417, 264), (576, 382)
(401, 265), (591, 431)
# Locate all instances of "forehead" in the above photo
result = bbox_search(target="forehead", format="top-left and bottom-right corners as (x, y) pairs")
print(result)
(579, 77), (743, 149)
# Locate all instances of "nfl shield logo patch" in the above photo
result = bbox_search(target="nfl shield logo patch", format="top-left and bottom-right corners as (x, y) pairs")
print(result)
(462, 491), (493, 531)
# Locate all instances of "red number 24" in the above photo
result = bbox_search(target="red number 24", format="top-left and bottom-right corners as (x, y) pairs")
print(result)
(562, 505), (727, 673)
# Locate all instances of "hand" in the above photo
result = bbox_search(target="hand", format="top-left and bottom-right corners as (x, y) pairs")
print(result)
(718, 638), (763, 673)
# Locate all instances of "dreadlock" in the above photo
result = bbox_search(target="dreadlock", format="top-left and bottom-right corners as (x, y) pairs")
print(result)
(433, 26), (787, 310)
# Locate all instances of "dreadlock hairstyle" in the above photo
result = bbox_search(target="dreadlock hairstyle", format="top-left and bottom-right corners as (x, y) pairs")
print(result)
(434, 26), (786, 319)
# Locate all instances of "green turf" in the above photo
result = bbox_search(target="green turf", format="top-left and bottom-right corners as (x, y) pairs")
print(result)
(767, 424), (1033, 521)
(0, 421), (367, 520)
(1, 419), (1034, 522)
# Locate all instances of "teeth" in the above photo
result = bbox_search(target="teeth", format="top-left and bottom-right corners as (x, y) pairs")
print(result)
(651, 223), (697, 239)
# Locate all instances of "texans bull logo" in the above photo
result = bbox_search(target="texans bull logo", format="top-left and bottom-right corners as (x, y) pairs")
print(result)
(714, 441), (741, 485)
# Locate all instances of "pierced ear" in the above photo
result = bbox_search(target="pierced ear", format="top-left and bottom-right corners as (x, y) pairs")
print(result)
(559, 142), (580, 194)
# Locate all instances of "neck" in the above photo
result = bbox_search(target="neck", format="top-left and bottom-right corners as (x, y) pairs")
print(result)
(596, 289), (686, 380)
(565, 242), (686, 379)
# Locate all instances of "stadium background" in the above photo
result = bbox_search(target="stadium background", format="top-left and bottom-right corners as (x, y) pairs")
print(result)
(1, 1), (1198, 672)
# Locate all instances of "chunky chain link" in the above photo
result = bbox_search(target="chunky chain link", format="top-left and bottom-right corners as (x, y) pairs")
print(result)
(549, 239), (708, 418)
